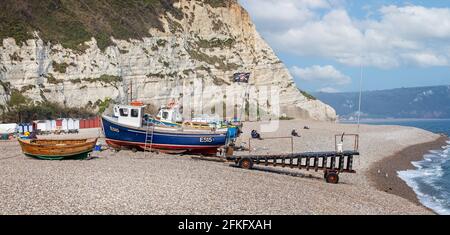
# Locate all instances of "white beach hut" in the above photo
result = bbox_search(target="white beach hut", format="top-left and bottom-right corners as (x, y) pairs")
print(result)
(18, 124), (24, 134)
(61, 119), (69, 131)
(27, 124), (33, 133)
(0, 123), (18, 134)
(50, 120), (57, 131)
(45, 120), (52, 131)
(36, 121), (47, 131)
(68, 119), (75, 130)
(74, 119), (80, 130)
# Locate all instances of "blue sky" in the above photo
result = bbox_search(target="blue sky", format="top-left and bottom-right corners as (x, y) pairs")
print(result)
(239, 0), (450, 92)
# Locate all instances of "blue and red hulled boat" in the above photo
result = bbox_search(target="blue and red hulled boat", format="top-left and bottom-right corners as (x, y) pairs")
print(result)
(102, 103), (229, 155)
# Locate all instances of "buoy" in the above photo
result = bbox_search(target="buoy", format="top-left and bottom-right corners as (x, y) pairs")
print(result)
(130, 100), (144, 106)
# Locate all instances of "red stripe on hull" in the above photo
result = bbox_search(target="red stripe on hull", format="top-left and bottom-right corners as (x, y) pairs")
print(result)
(105, 139), (220, 155)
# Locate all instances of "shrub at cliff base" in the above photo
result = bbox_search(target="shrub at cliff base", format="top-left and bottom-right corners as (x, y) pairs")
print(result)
(1, 90), (96, 123)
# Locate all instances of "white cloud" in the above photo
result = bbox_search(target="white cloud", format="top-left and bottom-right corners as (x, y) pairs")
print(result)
(317, 87), (340, 93)
(401, 52), (449, 67)
(240, 1), (450, 68)
(375, 5), (450, 40)
(290, 65), (351, 85)
(239, 0), (330, 32)
(272, 10), (366, 66)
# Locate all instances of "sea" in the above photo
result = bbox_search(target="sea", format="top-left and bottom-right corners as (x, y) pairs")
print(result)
(353, 119), (450, 214)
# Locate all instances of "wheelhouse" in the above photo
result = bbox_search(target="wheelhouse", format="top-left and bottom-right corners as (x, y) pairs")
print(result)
(113, 104), (145, 128)
(156, 106), (183, 123)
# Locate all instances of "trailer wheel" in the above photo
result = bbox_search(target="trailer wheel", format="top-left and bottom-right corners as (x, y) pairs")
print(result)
(239, 158), (253, 170)
(131, 147), (138, 153)
(325, 172), (339, 184)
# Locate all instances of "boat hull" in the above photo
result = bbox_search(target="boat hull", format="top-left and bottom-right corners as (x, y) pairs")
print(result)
(24, 152), (91, 160)
(102, 116), (228, 155)
(18, 138), (97, 160)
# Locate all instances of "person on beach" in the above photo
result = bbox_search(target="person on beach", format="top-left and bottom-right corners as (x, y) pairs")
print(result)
(291, 129), (300, 137)
(251, 130), (262, 140)
(29, 131), (37, 139)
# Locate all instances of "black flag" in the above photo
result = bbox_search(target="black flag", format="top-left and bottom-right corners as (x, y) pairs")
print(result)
(233, 73), (250, 83)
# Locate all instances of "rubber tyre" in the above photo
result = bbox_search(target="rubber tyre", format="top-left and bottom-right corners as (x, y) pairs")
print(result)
(239, 158), (253, 170)
(325, 172), (339, 184)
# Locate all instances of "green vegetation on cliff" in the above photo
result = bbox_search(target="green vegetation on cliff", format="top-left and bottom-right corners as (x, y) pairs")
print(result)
(52, 61), (69, 73)
(204, 0), (233, 8)
(0, 0), (183, 51)
(82, 75), (123, 87)
(300, 90), (317, 101)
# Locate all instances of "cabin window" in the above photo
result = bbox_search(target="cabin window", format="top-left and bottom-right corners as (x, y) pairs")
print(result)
(131, 109), (139, 118)
(119, 108), (129, 117)
(162, 111), (169, 119)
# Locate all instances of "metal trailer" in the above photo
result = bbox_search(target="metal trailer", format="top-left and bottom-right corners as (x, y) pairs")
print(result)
(226, 151), (359, 184)
(225, 134), (360, 184)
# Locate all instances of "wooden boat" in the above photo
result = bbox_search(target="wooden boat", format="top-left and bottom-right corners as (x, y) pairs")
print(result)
(18, 138), (98, 160)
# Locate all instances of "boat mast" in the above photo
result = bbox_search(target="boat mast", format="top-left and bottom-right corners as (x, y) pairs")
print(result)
(357, 58), (363, 131)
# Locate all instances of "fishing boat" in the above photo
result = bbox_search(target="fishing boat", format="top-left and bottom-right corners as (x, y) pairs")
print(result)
(102, 103), (230, 155)
(18, 138), (98, 160)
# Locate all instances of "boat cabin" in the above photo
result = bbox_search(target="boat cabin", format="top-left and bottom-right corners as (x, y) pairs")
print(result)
(156, 106), (183, 124)
(192, 114), (221, 124)
(113, 104), (145, 128)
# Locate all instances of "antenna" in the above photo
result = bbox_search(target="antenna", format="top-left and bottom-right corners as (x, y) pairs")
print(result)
(130, 79), (133, 104)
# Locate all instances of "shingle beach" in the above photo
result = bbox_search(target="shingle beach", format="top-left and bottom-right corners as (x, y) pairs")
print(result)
(0, 120), (444, 214)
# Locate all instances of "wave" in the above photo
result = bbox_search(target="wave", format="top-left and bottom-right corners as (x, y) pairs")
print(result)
(397, 140), (450, 215)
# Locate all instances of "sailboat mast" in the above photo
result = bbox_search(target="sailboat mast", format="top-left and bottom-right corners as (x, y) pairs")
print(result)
(357, 62), (363, 130)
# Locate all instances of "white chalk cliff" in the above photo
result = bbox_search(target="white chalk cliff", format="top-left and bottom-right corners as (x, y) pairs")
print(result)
(0, 0), (336, 121)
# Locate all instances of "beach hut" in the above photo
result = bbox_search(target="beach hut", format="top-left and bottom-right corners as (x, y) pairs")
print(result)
(50, 120), (57, 131)
(80, 119), (86, 129)
(61, 119), (69, 131)
(25, 123), (33, 133)
(0, 123), (18, 135)
(18, 124), (25, 134)
(89, 118), (95, 128)
(94, 117), (101, 128)
(45, 120), (52, 131)
(74, 119), (80, 130)
(56, 119), (63, 128)
(36, 121), (46, 131)
(68, 119), (75, 130)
